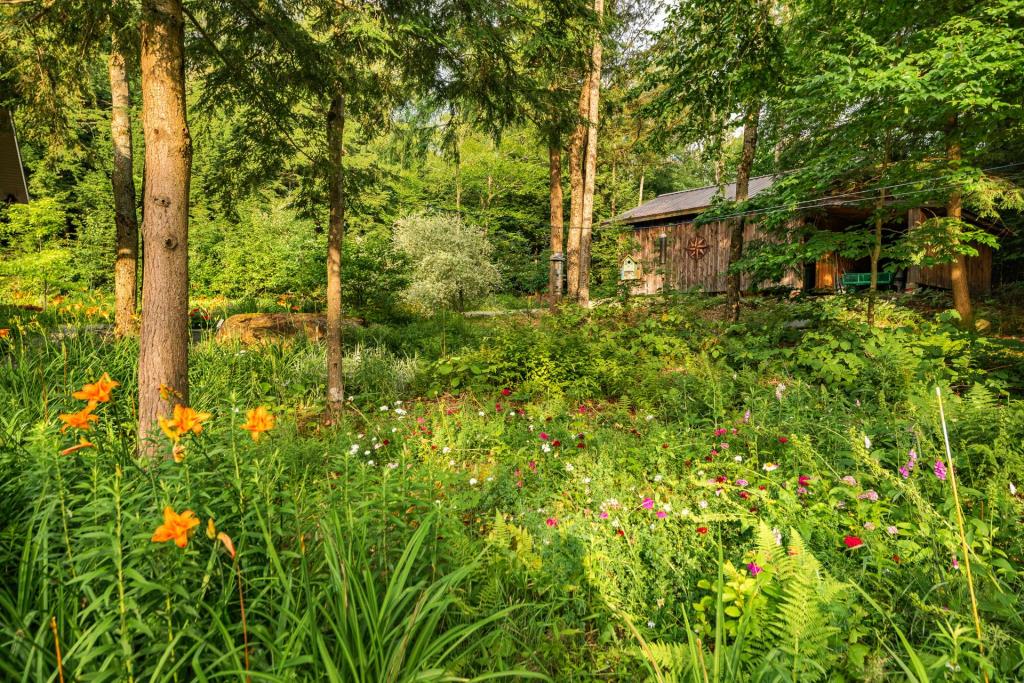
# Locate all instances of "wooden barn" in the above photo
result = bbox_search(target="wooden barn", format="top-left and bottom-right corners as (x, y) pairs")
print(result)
(612, 175), (993, 295)
(0, 109), (30, 205)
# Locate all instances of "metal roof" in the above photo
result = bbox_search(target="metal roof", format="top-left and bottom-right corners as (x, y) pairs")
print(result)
(614, 174), (774, 225)
(0, 109), (30, 204)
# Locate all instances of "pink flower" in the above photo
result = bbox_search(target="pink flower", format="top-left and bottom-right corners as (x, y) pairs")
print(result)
(743, 410), (751, 423)
(798, 475), (811, 487)
(656, 510), (667, 519)
(641, 497), (654, 509)
(539, 432), (549, 441)
(599, 511), (609, 519)
(546, 517), (557, 527)
(528, 460), (537, 472)
(714, 428), (728, 436)
(735, 479), (749, 487)
(747, 562), (763, 576)
(857, 490), (879, 502)
(934, 460), (947, 481)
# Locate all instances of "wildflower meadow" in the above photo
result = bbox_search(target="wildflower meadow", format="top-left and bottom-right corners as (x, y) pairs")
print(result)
(2, 293), (1023, 681)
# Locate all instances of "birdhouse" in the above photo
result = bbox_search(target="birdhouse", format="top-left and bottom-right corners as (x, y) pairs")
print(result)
(620, 256), (639, 281)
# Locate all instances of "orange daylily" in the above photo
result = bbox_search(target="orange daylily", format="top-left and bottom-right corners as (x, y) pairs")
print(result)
(72, 373), (119, 403)
(60, 436), (96, 456)
(217, 532), (236, 559)
(240, 406), (275, 441)
(158, 404), (212, 442)
(59, 403), (99, 432)
(206, 518), (217, 539)
(151, 507), (200, 548)
(0, 328), (10, 339)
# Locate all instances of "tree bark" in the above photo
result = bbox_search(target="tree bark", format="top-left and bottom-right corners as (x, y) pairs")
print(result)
(727, 105), (759, 322)
(138, 0), (192, 455)
(110, 29), (139, 339)
(547, 141), (564, 307)
(327, 91), (346, 410)
(565, 83), (589, 300)
(946, 116), (974, 329)
(576, 0), (604, 307)
(867, 188), (885, 326)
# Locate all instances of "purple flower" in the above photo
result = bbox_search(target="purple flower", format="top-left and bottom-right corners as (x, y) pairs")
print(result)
(934, 460), (947, 481)
(747, 562), (763, 576)
(735, 478), (749, 487)
(743, 410), (751, 424)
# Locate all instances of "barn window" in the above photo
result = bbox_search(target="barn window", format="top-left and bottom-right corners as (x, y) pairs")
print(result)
(620, 257), (639, 281)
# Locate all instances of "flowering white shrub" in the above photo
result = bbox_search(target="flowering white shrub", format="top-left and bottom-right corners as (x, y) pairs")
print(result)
(392, 212), (499, 312)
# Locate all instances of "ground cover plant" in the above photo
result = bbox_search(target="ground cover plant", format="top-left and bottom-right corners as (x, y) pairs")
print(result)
(2, 293), (1023, 681)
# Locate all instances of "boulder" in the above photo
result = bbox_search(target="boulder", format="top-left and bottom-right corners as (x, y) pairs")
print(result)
(215, 312), (360, 345)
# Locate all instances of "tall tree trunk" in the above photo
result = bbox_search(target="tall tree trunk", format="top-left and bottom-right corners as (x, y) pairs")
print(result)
(637, 171), (644, 207)
(138, 0), (192, 455)
(110, 31), (139, 338)
(548, 141), (564, 307)
(566, 84), (589, 300)
(576, 0), (604, 307)
(946, 116), (974, 329)
(727, 105), (759, 322)
(326, 91), (346, 410)
(867, 188), (885, 326)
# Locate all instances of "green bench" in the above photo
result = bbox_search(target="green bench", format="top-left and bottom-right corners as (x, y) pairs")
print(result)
(840, 271), (893, 291)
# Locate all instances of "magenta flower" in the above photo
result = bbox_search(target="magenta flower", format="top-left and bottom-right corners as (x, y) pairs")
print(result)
(539, 432), (549, 441)
(528, 460), (537, 472)
(934, 460), (947, 481)
(641, 497), (655, 509)
(546, 517), (557, 527)
(747, 562), (763, 576)
(656, 510), (667, 519)
(714, 428), (728, 437)
(599, 511), (609, 519)
(735, 478), (749, 487)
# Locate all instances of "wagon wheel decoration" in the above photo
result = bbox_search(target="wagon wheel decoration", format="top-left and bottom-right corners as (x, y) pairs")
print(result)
(686, 236), (709, 261)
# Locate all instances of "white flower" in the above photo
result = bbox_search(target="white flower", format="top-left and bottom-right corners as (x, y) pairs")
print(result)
(886, 525), (898, 536)
(647, 620), (656, 628)
(645, 415), (654, 421)
(486, 476), (494, 482)
(469, 478), (478, 486)
(394, 400), (402, 405)
(478, 411), (485, 417)
(349, 444), (360, 454)
(565, 463), (574, 472)
(442, 446), (451, 454)
(698, 500), (708, 509)
(734, 456), (743, 463)
(541, 444), (551, 453)
(509, 411), (516, 416)
(363, 450), (370, 456)
(649, 523), (657, 530)
(582, 477), (592, 484)
(763, 462), (779, 472)
(775, 383), (786, 400)
(864, 435), (872, 449)
(772, 527), (782, 545)
(379, 405), (389, 411)
(654, 474), (663, 482)
(391, 427), (398, 433)
(661, 503), (671, 512)
(394, 408), (407, 416)
(448, 459), (456, 466)
(680, 508), (691, 517)
(611, 519), (620, 528)
(1011, 482), (1017, 495)
(366, 460), (375, 466)
(387, 462), (398, 469)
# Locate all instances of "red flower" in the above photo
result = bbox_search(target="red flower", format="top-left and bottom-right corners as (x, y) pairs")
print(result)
(696, 527), (708, 535)
(843, 535), (864, 549)
(539, 432), (549, 441)
(578, 405), (587, 414)
(495, 403), (502, 411)
(552, 439), (561, 447)
(798, 475), (811, 487)
(739, 491), (750, 500)
(758, 484), (767, 490)
(616, 529), (625, 536)
(546, 517), (557, 527)
(778, 436), (789, 444)
(892, 554), (901, 563)
(662, 443), (669, 449)
(577, 443), (586, 449)
(501, 388), (511, 396)
(704, 456), (713, 462)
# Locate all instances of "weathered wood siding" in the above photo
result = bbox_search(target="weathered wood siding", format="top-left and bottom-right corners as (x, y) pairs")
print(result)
(628, 221), (801, 294)
(905, 207), (993, 294)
